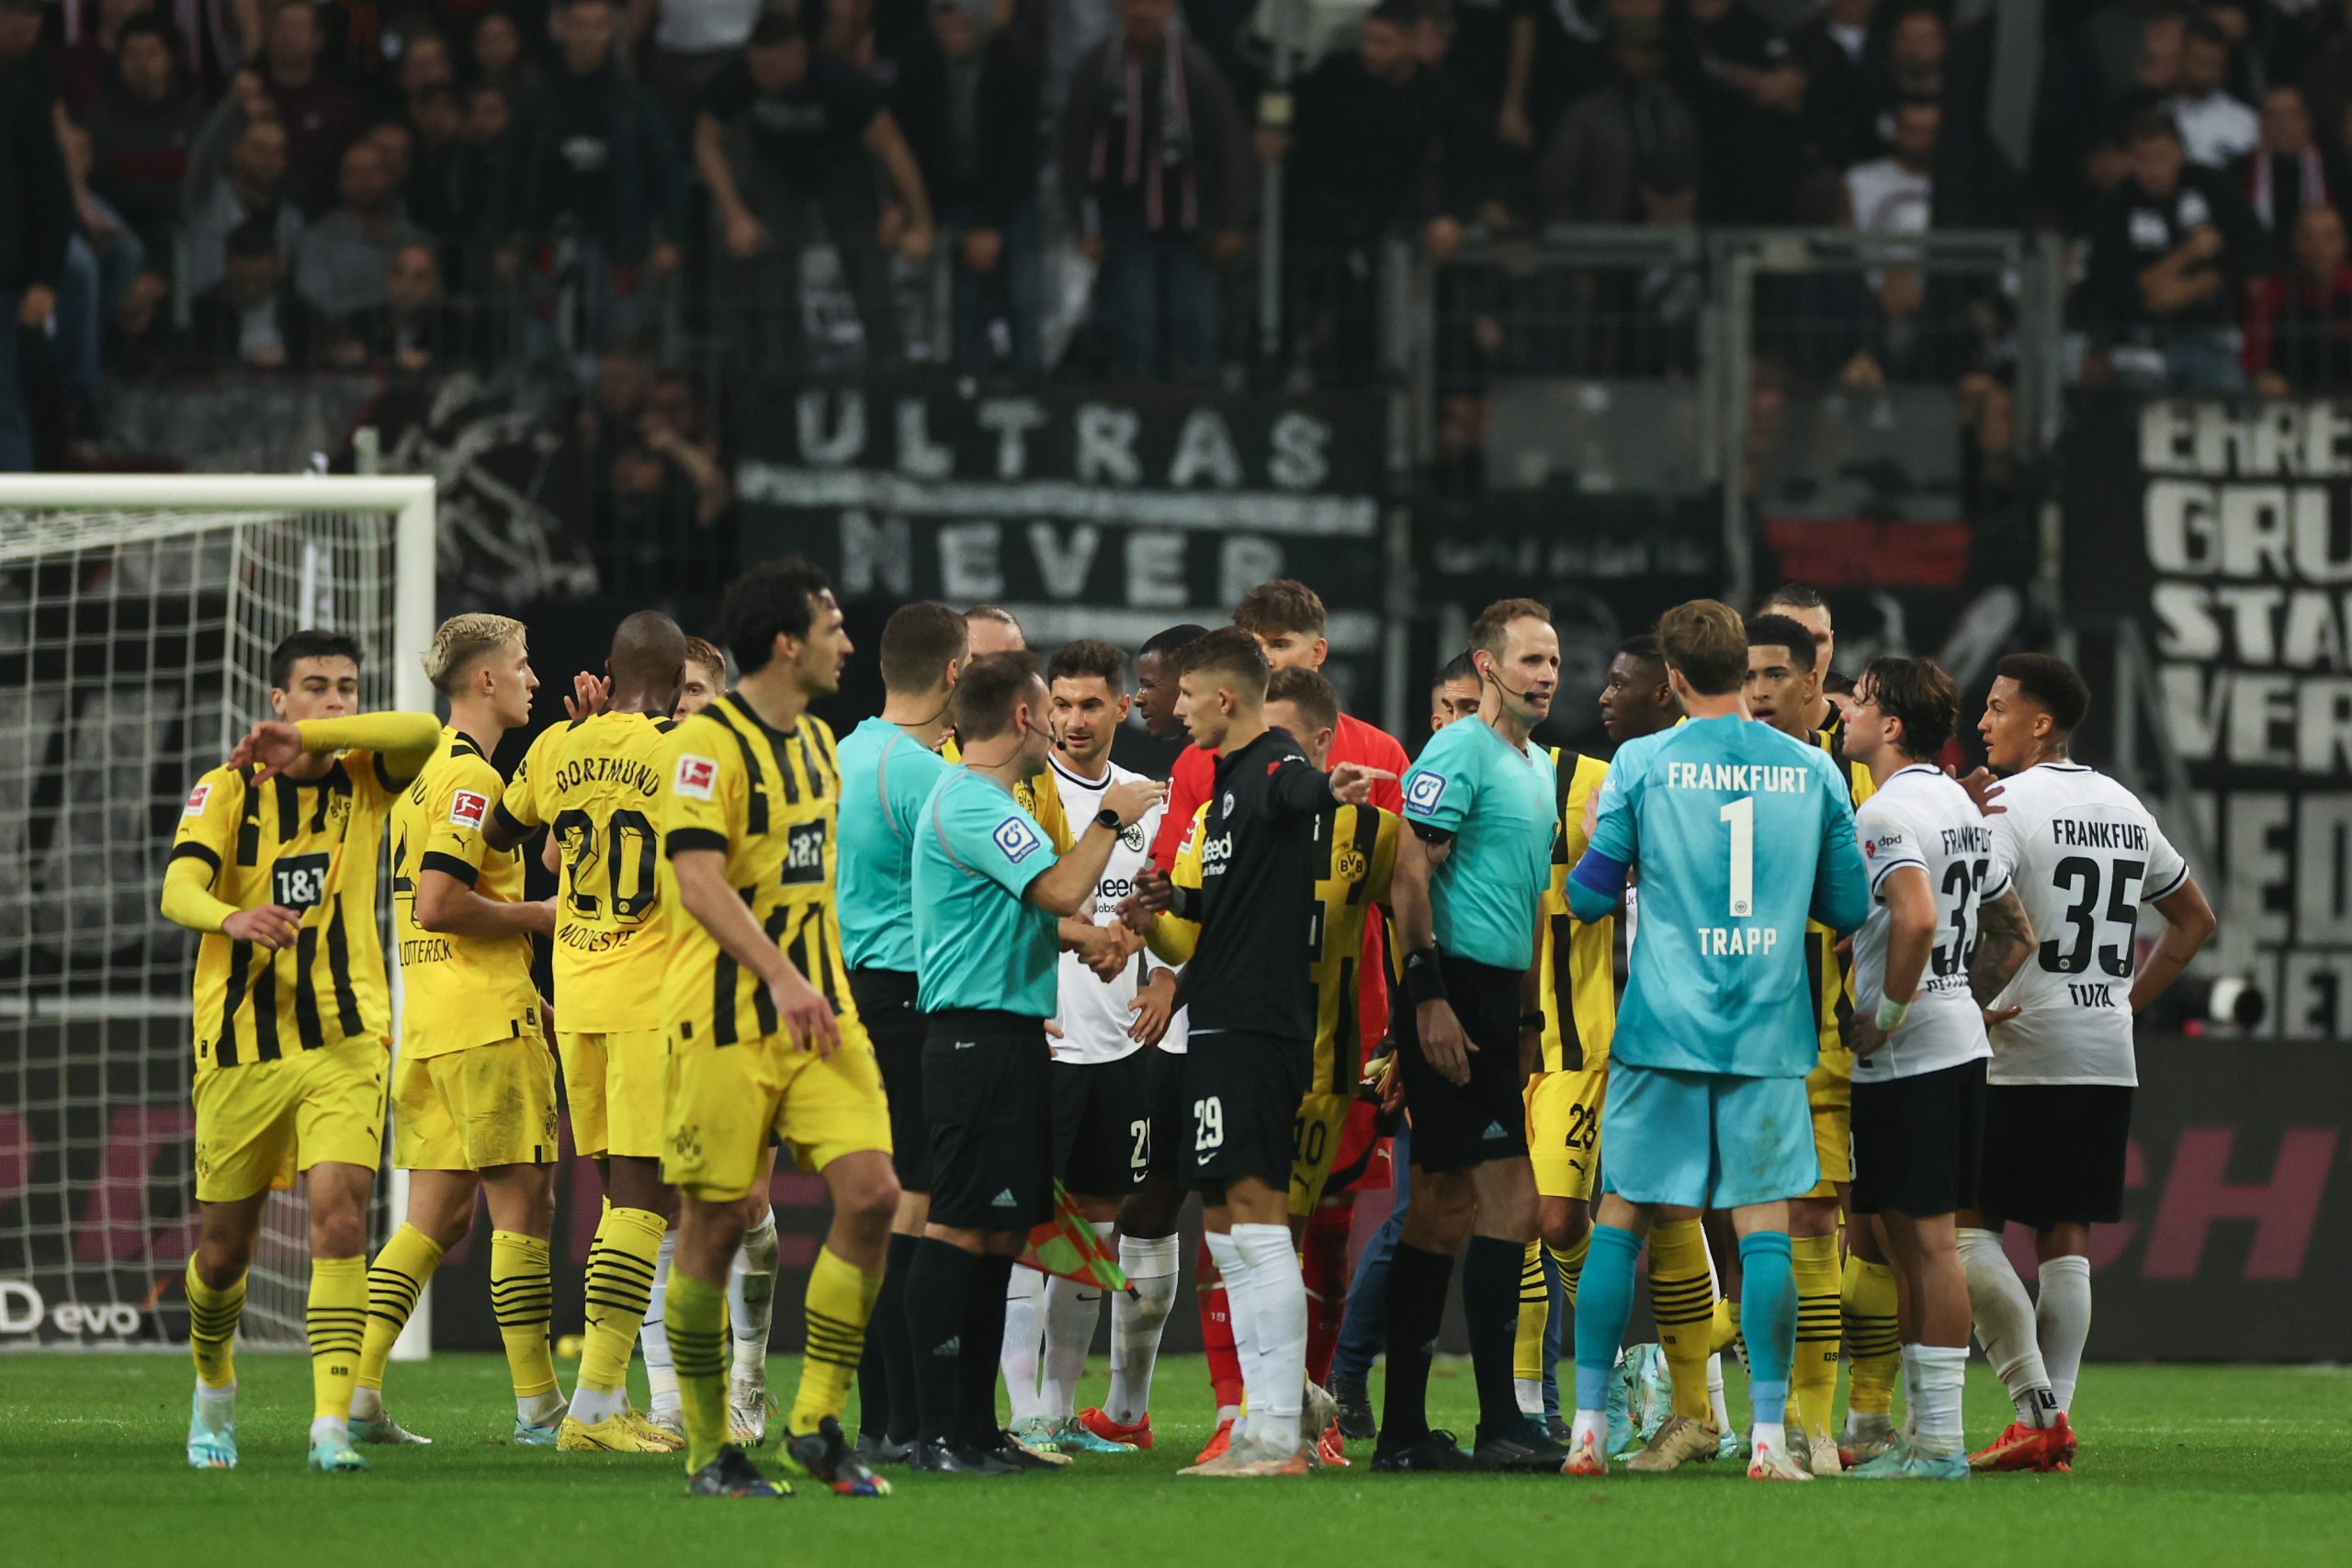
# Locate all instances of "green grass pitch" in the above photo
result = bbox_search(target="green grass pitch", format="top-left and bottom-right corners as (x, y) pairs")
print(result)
(5, 1355), (2346, 1567)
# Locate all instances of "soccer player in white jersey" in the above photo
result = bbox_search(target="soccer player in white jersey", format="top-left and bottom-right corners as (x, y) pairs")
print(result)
(1000, 638), (1178, 1455)
(1958, 653), (2216, 1472)
(1839, 657), (2006, 1481)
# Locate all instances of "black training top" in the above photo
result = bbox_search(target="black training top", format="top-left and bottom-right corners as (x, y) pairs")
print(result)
(1171, 725), (1337, 1043)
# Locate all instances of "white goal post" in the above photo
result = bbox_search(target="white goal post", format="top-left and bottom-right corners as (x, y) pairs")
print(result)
(0, 476), (434, 1357)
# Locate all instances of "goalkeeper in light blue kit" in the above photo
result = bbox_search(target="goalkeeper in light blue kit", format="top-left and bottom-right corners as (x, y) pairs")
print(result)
(1559, 601), (1870, 1482)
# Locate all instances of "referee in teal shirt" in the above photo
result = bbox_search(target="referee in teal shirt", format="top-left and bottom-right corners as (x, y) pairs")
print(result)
(899, 651), (1162, 1474)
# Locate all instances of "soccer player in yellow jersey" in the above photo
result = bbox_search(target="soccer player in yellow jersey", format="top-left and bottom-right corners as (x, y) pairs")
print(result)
(1746, 611), (1876, 1475)
(164, 631), (441, 1473)
(489, 611), (691, 1453)
(347, 615), (564, 1446)
(657, 558), (900, 1500)
(676, 637), (726, 718)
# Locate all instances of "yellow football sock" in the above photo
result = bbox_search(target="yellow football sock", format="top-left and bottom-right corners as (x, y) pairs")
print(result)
(1711, 1296), (1742, 1356)
(1550, 1234), (1589, 1309)
(358, 1224), (445, 1393)
(580, 1205), (667, 1396)
(1842, 1255), (1901, 1418)
(1513, 1239), (1550, 1383)
(184, 1257), (245, 1390)
(787, 1246), (884, 1436)
(667, 1267), (730, 1472)
(490, 1230), (558, 1401)
(307, 1256), (368, 1420)
(1646, 1218), (1716, 1424)
(1792, 1234), (1842, 1439)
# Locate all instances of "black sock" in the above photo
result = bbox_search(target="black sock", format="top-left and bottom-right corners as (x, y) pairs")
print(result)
(880, 1230), (922, 1444)
(1463, 1235), (1526, 1444)
(960, 1251), (1017, 1450)
(857, 1230), (913, 1438)
(904, 1237), (973, 1448)
(1379, 1242), (1455, 1450)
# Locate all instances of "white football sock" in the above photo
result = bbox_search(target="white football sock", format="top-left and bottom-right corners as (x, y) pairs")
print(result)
(1909, 1344), (1969, 1456)
(1233, 1223), (1305, 1456)
(728, 1206), (779, 1382)
(1958, 1227), (2055, 1427)
(1108, 1234), (1179, 1424)
(1204, 1229), (1260, 1446)
(1706, 1352), (1732, 1434)
(570, 1383), (628, 1425)
(1570, 1407), (1606, 1452)
(1041, 1223), (1115, 1418)
(517, 1388), (565, 1426)
(347, 1384), (380, 1421)
(197, 1379), (237, 1426)
(1752, 1419), (1787, 1458)
(1515, 1378), (1544, 1416)
(641, 1225), (678, 1415)
(2035, 1255), (2091, 1415)
(1001, 1264), (1047, 1425)
(308, 1413), (347, 1446)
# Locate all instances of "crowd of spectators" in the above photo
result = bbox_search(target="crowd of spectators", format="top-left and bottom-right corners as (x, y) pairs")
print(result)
(17, 1), (2352, 471)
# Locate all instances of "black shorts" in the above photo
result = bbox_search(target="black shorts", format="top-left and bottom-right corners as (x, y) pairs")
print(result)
(1145, 1043), (1187, 1181)
(851, 968), (928, 1192)
(1051, 1051), (1149, 1196)
(1396, 956), (1530, 1174)
(1851, 1057), (1986, 1218)
(1974, 1082), (2135, 1230)
(1182, 1031), (1311, 1197)
(922, 1009), (1055, 1233)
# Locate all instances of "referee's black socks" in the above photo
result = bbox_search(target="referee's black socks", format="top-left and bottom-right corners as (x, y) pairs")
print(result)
(1462, 1235), (1525, 1444)
(861, 1230), (921, 1442)
(961, 1252), (1018, 1450)
(905, 1237), (974, 1448)
(1379, 1242), (1455, 1449)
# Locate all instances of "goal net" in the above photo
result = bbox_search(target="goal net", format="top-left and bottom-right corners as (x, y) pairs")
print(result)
(0, 477), (434, 1352)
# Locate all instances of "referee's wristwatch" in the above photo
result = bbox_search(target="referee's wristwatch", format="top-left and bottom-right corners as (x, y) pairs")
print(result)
(1093, 807), (1122, 832)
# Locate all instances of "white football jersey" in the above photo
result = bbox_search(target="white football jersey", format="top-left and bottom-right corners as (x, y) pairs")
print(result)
(1047, 755), (1188, 1064)
(1984, 762), (2188, 1087)
(1851, 766), (1994, 1083)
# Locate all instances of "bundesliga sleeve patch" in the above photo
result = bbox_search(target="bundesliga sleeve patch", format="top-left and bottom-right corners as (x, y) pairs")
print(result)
(182, 783), (212, 817)
(448, 789), (489, 829)
(673, 754), (718, 801)
(1404, 772), (1447, 817)
(992, 814), (1045, 864)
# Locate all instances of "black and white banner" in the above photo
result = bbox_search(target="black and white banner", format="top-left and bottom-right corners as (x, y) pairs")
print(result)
(2065, 396), (2352, 1038)
(734, 380), (1391, 715)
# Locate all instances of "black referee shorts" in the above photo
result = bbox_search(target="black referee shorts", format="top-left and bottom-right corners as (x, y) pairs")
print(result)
(1975, 1082), (2134, 1231)
(922, 1009), (1054, 1233)
(1851, 1057), (1986, 1219)
(850, 967), (928, 1192)
(1051, 1050), (1149, 1197)
(1396, 956), (1530, 1174)
(1182, 1030), (1311, 1198)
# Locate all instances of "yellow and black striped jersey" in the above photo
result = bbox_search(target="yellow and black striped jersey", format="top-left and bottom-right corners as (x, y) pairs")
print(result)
(390, 727), (540, 1058)
(658, 693), (855, 1048)
(1144, 798), (1396, 1094)
(1539, 748), (1617, 1074)
(940, 735), (1073, 853)
(170, 751), (404, 1074)
(1807, 729), (1877, 1081)
(499, 710), (675, 1033)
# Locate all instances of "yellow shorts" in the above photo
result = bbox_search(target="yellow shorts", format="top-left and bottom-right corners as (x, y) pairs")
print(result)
(557, 1027), (667, 1160)
(192, 1035), (388, 1203)
(1286, 1091), (1352, 1221)
(391, 1036), (561, 1171)
(1804, 1060), (1852, 1197)
(1527, 1066), (1606, 1202)
(662, 1016), (891, 1201)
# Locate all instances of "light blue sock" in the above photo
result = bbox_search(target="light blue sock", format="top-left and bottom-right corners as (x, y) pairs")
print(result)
(1739, 1230), (1796, 1427)
(1572, 1224), (1643, 1410)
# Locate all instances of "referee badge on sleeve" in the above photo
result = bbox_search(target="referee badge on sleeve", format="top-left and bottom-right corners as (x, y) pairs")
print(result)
(673, 754), (718, 800)
(993, 815), (1045, 863)
(1405, 773), (1446, 817)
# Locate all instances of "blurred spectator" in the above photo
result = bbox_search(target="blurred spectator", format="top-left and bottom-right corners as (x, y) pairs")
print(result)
(261, 0), (368, 210)
(2244, 201), (2352, 393)
(332, 240), (469, 372)
(182, 104), (306, 295)
(1863, 1), (1947, 152)
(897, 0), (1046, 375)
(405, 83), (473, 238)
(82, 15), (203, 255)
(696, 9), (933, 370)
(2240, 83), (2343, 254)
(57, 0), (157, 113)
(469, 7), (537, 103)
(1063, 0), (1248, 381)
(0, 0), (56, 106)
(295, 137), (429, 321)
(1671, 0), (1812, 223)
(2082, 108), (2261, 391)
(186, 214), (325, 369)
(58, 116), (152, 421)
(1446, 0), (1541, 175)
(368, 118), (414, 191)
(3, 49), (72, 469)
(2168, 11), (2258, 165)
(644, 0), (767, 133)
(500, 0), (686, 360)
(395, 28), (458, 107)
(1534, 14), (1699, 225)
(1845, 96), (1937, 237)
(1795, 0), (1878, 169)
